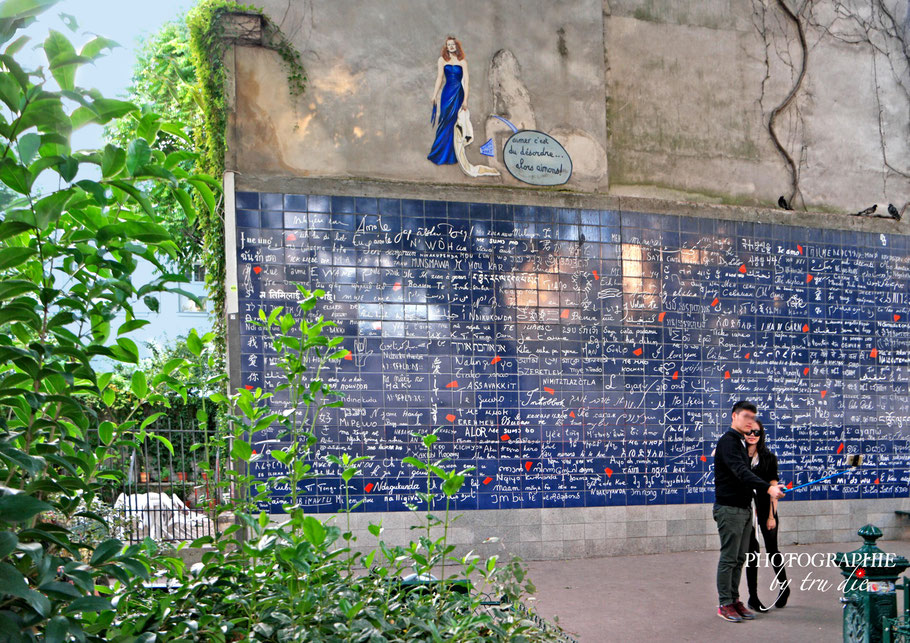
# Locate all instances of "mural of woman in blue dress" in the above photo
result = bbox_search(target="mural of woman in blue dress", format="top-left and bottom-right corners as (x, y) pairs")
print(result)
(428, 36), (468, 165)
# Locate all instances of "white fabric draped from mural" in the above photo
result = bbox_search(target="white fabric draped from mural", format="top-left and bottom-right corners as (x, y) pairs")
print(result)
(454, 109), (499, 178)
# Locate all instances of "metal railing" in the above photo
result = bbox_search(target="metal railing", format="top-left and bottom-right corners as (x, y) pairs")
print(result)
(112, 415), (221, 544)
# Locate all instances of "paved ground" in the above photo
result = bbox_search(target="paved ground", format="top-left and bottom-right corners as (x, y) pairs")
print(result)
(524, 539), (910, 642)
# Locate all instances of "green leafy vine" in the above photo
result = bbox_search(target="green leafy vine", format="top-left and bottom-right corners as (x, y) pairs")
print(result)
(186, 0), (306, 355)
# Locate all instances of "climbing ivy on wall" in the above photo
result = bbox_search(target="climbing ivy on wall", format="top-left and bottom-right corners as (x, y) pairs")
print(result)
(186, 0), (306, 357)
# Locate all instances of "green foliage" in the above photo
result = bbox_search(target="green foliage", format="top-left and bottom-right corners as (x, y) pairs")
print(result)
(404, 429), (475, 582)
(0, 0), (217, 638)
(97, 332), (225, 479)
(102, 290), (561, 642)
(186, 0), (306, 357)
(0, 2), (565, 637)
(106, 17), (202, 273)
(254, 286), (345, 509)
(107, 1), (307, 351)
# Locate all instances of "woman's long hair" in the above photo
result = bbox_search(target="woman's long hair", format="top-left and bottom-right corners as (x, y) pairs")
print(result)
(441, 36), (465, 61)
(754, 419), (772, 457)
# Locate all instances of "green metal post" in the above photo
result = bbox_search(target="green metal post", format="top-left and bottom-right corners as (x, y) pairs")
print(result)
(836, 524), (910, 643)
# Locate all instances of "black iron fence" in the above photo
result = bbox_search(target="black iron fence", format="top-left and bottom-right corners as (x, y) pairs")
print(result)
(112, 416), (222, 544)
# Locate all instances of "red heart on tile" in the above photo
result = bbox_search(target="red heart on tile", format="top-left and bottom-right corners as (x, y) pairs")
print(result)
(593, 270), (600, 280)
(803, 367), (810, 376)
(724, 371), (731, 379)
(525, 461), (533, 472)
(445, 414), (456, 422)
(837, 443), (844, 454)
(344, 352), (353, 360)
(739, 264), (747, 274)
(787, 482), (793, 489)
(711, 297), (720, 307)
(672, 371), (679, 380)
(895, 314), (901, 322)
(446, 380), (458, 388)
(658, 312), (666, 322)
(797, 244), (803, 254)
(500, 434), (510, 441)
(820, 390), (827, 399)
(875, 478), (880, 485)
(744, 352), (751, 359)
(286, 233), (297, 241)
(604, 467), (613, 478)
(365, 483), (374, 493)
(253, 266), (262, 274)
(561, 309), (570, 319)
(483, 476), (493, 485)
(244, 385), (253, 390)
(802, 324), (809, 332)
(393, 282), (402, 291)
(870, 348), (878, 358)
(806, 274), (814, 283)
(569, 411), (576, 418)
(544, 386), (555, 395)
(491, 355), (501, 365)
(700, 455), (707, 462)
(633, 347), (643, 356)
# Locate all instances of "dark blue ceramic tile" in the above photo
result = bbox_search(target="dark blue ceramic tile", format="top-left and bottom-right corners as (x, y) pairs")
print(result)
(236, 191), (259, 209)
(401, 199), (424, 217)
(424, 199), (447, 218)
(378, 198), (400, 215)
(332, 195), (355, 213)
(355, 197), (377, 214)
(284, 194), (307, 211)
(284, 212), (308, 229)
(236, 209), (260, 228)
(308, 195), (331, 213)
(260, 210), (283, 229)
(260, 193), (283, 210)
(448, 201), (469, 218)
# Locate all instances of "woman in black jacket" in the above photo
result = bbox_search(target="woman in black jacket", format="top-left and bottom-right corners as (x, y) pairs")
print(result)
(744, 420), (790, 611)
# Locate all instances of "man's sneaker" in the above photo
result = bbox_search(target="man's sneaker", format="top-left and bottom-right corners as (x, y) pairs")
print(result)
(717, 604), (743, 622)
(732, 600), (756, 620)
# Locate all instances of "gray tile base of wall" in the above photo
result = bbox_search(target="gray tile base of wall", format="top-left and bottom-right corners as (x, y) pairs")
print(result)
(294, 498), (910, 562)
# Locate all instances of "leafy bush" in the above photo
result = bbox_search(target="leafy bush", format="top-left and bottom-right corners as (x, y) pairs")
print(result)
(0, 0), (218, 639)
(0, 2), (568, 640)
(105, 289), (563, 642)
(106, 16), (202, 273)
(97, 334), (224, 483)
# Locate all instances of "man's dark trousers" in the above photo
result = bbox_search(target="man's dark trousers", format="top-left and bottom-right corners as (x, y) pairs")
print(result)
(713, 503), (753, 605)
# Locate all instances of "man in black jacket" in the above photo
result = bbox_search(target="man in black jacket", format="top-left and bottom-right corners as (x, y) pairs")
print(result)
(713, 401), (785, 622)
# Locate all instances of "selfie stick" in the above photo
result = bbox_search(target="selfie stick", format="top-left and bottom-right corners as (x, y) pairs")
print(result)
(786, 454), (863, 492)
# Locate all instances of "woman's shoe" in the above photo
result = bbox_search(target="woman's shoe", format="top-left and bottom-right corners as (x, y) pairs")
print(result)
(747, 597), (768, 613)
(773, 586), (791, 608)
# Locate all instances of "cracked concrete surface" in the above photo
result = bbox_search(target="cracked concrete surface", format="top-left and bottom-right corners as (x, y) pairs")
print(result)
(227, 0), (909, 213)
(607, 0), (910, 212)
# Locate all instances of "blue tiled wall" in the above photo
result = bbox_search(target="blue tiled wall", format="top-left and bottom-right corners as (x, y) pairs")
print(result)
(235, 191), (910, 513)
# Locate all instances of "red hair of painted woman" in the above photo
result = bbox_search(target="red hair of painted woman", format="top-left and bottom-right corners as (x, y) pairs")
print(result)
(441, 36), (465, 61)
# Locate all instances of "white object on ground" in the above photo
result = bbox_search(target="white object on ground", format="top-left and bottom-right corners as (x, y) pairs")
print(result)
(113, 492), (213, 541)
